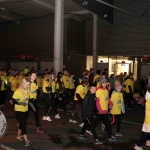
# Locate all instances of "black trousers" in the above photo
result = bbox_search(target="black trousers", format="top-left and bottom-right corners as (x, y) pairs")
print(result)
(111, 114), (121, 133)
(65, 88), (69, 105)
(72, 103), (83, 123)
(59, 93), (66, 111)
(28, 99), (40, 127)
(0, 90), (6, 105)
(15, 111), (28, 135)
(137, 132), (150, 147)
(94, 114), (112, 138)
(81, 118), (98, 140)
(126, 93), (132, 108)
(43, 93), (52, 116)
(70, 89), (75, 103)
(51, 93), (58, 115)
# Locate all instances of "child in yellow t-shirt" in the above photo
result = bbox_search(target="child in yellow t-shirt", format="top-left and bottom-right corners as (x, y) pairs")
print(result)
(110, 82), (125, 137)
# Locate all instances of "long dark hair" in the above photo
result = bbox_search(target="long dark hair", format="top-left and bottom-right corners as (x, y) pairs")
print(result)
(57, 76), (65, 93)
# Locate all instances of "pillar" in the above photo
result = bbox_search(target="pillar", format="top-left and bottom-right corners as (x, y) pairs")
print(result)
(93, 14), (98, 73)
(54, 0), (64, 74)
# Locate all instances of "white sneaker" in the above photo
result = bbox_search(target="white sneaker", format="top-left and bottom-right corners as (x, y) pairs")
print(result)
(69, 119), (77, 123)
(46, 116), (52, 121)
(79, 123), (84, 128)
(42, 116), (47, 120)
(134, 145), (143, 150)
(55, 114), (61, 119)
(146, 140), (150, 146)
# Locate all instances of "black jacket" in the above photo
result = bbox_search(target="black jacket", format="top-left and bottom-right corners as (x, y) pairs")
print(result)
(82, 91), (96, 120)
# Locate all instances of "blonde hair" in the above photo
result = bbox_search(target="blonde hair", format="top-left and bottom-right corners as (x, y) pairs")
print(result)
(43, 74), (54, 87)
(18, 78), (31, 94)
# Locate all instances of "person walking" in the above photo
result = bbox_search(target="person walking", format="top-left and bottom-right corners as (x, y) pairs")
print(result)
(79, 84), (103, 145)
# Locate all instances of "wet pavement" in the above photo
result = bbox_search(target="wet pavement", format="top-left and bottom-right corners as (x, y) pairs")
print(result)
(0, 100), (149, 150)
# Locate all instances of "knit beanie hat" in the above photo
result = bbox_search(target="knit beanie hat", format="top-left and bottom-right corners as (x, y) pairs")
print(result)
(100, 76), (107, 85)
(115, 82), (122, 90)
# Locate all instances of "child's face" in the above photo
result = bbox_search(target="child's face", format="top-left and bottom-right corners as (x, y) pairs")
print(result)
(102, 82), (107, 88)
(90, 86), (96, 94)
(117, 88), (122, 92)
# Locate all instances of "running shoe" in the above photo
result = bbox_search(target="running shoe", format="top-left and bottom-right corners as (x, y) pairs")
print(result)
(108, 136), (117, 142)
(115, 132), (124, 137)
(95, 139), (103, 145)
(16, 135), (23, 140)
(134, 145), (143, 150)
(65, 111), (69, 115)
(36, 128), (44, 134)
(79, 123), (84, 128)
(55, 114), (61, 119)
(79, 135), (88, 141)
(46, 116), (52, 121)
(146, 140), (150, 146)
(25, 141), (33, 147)
(86, 130), (93, 135)
(42, 116), (47, 120)
(69, 119), (77, 123)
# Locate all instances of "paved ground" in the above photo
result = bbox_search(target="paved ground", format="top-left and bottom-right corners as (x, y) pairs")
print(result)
(0, 100), (149, 150)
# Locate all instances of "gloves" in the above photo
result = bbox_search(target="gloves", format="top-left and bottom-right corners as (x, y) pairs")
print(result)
(18, 102), (27, 106)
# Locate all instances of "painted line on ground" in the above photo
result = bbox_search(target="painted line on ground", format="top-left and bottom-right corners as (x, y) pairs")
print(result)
(122, 120), (143, 126)
(0, 144), (15, 150)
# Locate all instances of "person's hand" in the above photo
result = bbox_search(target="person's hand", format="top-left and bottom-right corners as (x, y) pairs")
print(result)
(99, 110), (103, 114)
(58, 97), (62, 100)
(9, 100), (13, 105)
(109, 105), (113, 110)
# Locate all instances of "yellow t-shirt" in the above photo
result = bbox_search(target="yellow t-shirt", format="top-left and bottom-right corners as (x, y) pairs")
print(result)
(13, 89), (29, 112)
(19, 76), (24, 84)
(36, 77), (42, 88)
(62, 75), (69, 89)
(30, 82), (38, 99)
(96, 88), (109, 111)
(125, 79), (133, 93)
(11, 78), (19, 92)
(122, 80), (126, 92)
(97, 82), (100, 88)
(42, 80), (50, 93)
(110, 92), (123, 114)
(1, 76), (5, 91)
(52, 80), (56, 93)
(69, 77), (75, 89)
(9, 76), (14, 83)
(74, 84), (87, 100)
(145, 99), (150, 124)
(93, 74), (100, 83)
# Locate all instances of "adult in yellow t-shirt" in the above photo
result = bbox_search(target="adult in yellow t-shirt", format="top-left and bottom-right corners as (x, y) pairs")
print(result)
(110, 83), (125, 137)
(11, 77), (33, 146)
(29, 72), (44, 133)
(42, 74), (53, 121)
(125, 73), (133, 110)
(70, 76), (88, 125)
(62, 70), (70, 106)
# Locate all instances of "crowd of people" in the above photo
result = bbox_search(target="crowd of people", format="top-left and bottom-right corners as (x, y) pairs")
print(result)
(0, 66), (150, 149)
